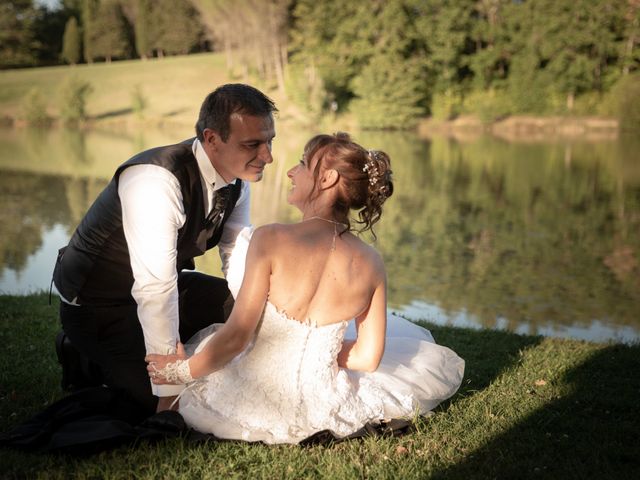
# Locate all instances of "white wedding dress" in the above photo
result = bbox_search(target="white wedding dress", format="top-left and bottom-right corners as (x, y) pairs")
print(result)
(178, 228), (465, 444)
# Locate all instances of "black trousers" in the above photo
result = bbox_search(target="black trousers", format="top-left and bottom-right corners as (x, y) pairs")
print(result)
(60, 271), (234, 415)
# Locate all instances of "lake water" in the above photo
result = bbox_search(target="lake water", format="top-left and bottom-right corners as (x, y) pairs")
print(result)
(1, 126), (638, 343)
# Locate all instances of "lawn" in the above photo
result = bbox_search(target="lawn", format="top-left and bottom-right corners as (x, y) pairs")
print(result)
(1, 294), (638, 479)
(0, 53), (240, 127)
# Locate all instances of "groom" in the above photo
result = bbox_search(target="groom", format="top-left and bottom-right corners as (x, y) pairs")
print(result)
(53, 84), (277, 414)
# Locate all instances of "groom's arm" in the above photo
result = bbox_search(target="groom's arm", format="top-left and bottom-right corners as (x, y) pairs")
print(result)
(119, 164), (185, 398)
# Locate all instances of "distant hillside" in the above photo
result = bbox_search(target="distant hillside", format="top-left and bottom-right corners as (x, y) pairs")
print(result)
(0, 53), (253, 127)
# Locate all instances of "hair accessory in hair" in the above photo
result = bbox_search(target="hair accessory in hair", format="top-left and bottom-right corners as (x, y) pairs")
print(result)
(363, 151), (380, 186)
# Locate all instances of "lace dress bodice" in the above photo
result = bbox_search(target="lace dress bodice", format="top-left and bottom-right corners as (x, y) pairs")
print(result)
(180, 302), (382, 443)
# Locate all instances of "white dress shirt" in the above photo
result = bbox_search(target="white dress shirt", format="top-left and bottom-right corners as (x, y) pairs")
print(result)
(116, 139), (250, 397)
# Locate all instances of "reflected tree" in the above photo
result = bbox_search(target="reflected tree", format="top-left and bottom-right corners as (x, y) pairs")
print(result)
(0, 129), (638, 339)
(60, 127), (90, 165)
(0, 170), (107, 278)
(368, 135), (640, 334)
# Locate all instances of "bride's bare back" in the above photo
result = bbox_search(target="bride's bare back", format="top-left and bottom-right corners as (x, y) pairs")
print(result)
(265, 220), (385, 327)
(147, 132), (394, 380)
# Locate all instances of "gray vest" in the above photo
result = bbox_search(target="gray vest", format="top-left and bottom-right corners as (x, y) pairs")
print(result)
(53, 140), (242, 305)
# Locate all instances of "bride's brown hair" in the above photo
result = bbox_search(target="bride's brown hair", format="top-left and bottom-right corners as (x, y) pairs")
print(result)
(303, 132), (393, 237)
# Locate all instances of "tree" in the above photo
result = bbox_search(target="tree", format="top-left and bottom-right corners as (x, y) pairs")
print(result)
(134, 0), (151, 59)
(621, 0), (640, 75)
(32, 3), (69, 66)
(468, 0), (513, 90)
(612, 73), (640, 131)
(21, 87), (51, 125)
(58, 76), (93, 125)
(148, 0), (203, 57)
(351, 54), (425, 129)
(289, 0), (429, 127)
(92, 0), (129, 62)
(0, 0), (40, 68)
(82, 0), (98, 63)
(290, 0), (368, 105)
(350, 1), (427, 128)
(493, 0), (631, 113)
(193, 0), (289, 92)
(410, 0), (476, 118)
(536, 0), (626, 111)
(62, 16), (81, 64)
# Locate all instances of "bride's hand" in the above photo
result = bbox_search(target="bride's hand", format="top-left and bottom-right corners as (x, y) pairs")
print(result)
(145, 342), (190, 385)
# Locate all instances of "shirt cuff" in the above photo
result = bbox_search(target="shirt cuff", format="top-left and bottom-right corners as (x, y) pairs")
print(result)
(152, 382), (185, 397)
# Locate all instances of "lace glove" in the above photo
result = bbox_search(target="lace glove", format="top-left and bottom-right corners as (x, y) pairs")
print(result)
(153, 359), (194, 384)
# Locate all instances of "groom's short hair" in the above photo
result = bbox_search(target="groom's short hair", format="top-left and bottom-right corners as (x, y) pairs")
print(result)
(195, 84), (277, 142)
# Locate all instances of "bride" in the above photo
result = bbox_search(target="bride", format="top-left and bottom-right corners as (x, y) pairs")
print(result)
(145, 132), (464, 444)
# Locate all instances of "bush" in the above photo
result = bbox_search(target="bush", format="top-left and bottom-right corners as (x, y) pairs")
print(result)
(507, 57), (552, 114)
(571, 91), (605, 116)
(284, 61), (328, 118)
(430, 90), (463, 121)
(21, 88), (52, 125)
(58, 76), (93, 125)
(351, 55), (424, 129)
(611, 74), (640, 132)
(462, 89), (512, 124)
(508, 77), (550, 114)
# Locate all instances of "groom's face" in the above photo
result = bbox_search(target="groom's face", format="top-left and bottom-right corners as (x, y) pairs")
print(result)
(204, 113), (276, 183)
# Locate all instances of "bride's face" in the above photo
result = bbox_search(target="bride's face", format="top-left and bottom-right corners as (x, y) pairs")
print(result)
(286, 152), (317, 209)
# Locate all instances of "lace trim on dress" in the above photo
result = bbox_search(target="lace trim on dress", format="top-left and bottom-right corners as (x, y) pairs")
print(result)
(266, 301), (349, 329)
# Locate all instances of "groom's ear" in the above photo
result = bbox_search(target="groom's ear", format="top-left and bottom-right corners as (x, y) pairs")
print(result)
(320, 169), (340, 190)
(202, 128), (221, 151)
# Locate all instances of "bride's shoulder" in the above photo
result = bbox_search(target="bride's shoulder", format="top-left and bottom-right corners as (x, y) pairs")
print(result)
(360, 240), (385, 271)
(346, 235), (386, 276)
(250, 223), (290, 248)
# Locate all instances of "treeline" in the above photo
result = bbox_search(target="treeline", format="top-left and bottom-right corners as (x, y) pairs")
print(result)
(1, 0), (206, 67)
(283, 0), (640, 127)
(211, 0), (640, 128)
(2, 0), (640, 129)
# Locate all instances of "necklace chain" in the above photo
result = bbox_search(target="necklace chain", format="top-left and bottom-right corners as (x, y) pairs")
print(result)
(304, 215), (348, 227)
(303, 216), (348, 251)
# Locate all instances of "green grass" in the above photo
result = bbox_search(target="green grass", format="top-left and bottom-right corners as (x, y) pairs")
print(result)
(0, 53), (238, 127)
(0, 52), (311, 134)
(1, 294), (639, 479)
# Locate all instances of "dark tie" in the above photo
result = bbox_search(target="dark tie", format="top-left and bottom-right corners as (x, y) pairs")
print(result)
(204, 185), (231, 232)
(196, 185), (232, 252)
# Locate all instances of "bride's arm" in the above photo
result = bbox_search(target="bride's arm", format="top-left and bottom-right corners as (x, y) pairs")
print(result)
(146, 226), (272, 382)
(337, 272), (387, 372)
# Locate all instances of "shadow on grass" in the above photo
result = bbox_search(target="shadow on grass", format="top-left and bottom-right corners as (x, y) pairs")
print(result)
(92, 108), (133, 120)
(422, 322), (543, 400)
(164, 108), (189, 117)
(431, 342), (640, 479)
(3, 296), (638, 479)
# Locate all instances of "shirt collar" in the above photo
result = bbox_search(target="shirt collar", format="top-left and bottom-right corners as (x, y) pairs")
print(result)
(192, 138), (235, 191)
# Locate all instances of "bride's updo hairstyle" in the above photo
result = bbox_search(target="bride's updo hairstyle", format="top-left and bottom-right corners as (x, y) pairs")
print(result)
(304, 132), (393, 236)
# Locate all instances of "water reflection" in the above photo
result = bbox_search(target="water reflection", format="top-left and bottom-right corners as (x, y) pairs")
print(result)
(0, 127), (638, 343)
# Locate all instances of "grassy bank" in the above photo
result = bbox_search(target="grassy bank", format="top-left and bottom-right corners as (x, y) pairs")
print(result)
(1, 54), (626, 138)
(418, 115), (620, 142)
(0, 53), (316, 132)
(0, 53), (249, 129)
(1, 294), (638, 479)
